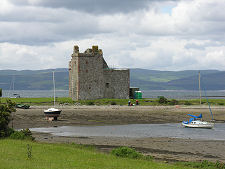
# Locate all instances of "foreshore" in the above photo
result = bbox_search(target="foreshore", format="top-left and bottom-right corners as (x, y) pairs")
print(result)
(12, 105), (225, 162)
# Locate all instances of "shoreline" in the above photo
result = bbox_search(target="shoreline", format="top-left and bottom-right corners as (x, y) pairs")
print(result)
(12, 105), (225, 162)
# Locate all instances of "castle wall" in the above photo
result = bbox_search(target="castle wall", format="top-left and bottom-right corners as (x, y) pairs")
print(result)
(77, 53), (104, 100)
(69, 45), (130, 100)
(69, 52), (79, 100)
(103, 69), (130, 99)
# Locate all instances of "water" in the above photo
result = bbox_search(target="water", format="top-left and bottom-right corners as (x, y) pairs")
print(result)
(30, 123), (225, 141)
(2, 90), (225, 99)
(2, 90), (68, 98)
(142, 90), (225, 99)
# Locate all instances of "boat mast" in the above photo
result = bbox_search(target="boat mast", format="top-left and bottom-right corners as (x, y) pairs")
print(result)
(53, 71), (55, 107)
(199, 71), (202, 105)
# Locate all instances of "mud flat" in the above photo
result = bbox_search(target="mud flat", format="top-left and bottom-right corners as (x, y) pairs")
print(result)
(12, 105), (225, 162)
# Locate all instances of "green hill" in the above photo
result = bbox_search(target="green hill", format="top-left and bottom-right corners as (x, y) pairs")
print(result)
(0, 68), (224, 90)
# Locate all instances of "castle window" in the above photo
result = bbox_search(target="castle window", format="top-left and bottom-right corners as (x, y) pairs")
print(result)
(106, 83), (109, 88)
(86, 61), (88, 64)
(86, 70), (88, 73)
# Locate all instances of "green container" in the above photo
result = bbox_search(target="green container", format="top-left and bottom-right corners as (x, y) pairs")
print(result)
(134, 91), (142, 99)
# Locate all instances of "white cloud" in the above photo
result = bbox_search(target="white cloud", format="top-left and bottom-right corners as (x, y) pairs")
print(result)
(0, 0), (225, 71)
(0, 0), (14, 14)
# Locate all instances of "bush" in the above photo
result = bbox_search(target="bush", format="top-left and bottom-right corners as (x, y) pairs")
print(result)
(0, 100), (16, 137)
(218, 103), (224, 106)
(182, 160), (225, 169)
(111, 147), (143, 159)
(111, 101), (117, 105)
(87, 101), (94, 105)
(10, 129), (34, 140)
(169, 99), (179, 105)
(184, 101), (192, 105)
(158, 96), (168, 104)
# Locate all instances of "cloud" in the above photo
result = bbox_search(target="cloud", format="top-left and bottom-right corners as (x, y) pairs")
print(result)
(0, 42), (73, 70)
(0, 0), (225, 71)
(9, 0), (178, 14)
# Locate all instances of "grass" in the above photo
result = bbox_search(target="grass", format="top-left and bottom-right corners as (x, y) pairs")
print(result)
(0, 97), (73, 105)
(1, 97), (225, 106)
(0, 139), (194, 169)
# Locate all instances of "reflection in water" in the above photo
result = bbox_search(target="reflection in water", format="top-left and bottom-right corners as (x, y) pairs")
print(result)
(30, 123), (225, 140)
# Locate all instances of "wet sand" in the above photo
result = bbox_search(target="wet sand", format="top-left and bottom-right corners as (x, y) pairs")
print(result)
(12, 105), (225, 162)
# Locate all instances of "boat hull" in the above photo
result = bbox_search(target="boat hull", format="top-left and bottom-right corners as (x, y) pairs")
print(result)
(182, 122), (214, 129)
(44, 108), (61, 117)
(44, 111), (61, 117)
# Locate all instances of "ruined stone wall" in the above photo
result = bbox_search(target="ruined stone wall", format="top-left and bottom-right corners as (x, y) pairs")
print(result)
(69, 45), (130, 100)
(77, 52), (104, 100)
(103, 69), (130, 99)
(69, 46), (79, 100)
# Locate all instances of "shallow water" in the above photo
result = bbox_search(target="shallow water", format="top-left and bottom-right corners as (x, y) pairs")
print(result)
(30, 123), (225, 140)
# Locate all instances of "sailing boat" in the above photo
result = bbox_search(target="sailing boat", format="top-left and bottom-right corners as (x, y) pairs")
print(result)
(9, 75), (20, 98)
(44, 71), (61, 120)
(182, 71), (214, 129)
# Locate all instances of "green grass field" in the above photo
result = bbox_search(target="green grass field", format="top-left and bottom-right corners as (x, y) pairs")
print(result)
(1, 97), (225, 106)
(0, 139), (195, 169)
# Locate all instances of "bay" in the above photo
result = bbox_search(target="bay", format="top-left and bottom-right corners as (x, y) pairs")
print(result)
(2, 90), (225, 99)
(30, 123), (225, 140)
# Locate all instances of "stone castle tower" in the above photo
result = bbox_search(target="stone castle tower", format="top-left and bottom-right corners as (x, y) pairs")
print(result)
(69, 45), (130, 100)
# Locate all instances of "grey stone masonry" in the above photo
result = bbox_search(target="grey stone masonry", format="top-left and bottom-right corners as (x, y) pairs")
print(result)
(69, 45), (130, 100)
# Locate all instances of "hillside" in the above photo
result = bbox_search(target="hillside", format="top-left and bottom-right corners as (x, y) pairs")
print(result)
(0, 68), (224, 90)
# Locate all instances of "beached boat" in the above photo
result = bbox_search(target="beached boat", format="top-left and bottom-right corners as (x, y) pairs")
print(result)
(16, 104), (30, 109)
(44, 71), (61, 120)
(44, 107), (61, 119)
(182, 114), (214, 129)
(182, 71), (214, 129)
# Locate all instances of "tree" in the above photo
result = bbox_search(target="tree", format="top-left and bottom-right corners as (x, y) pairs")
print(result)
(0, 100), (16, 137)
(158, 96), (168, 104)
(0, 88), (2, 103)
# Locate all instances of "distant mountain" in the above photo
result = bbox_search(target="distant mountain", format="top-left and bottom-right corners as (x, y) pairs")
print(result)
(0, 68), (224, 90)
(130, 68), (223, 90)
(0, 68), (68, 90)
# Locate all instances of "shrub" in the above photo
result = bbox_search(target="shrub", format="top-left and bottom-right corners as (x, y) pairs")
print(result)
(111, 101), (117, 105)
(182, 160), (225, 169)
(111, 146), (143, 159)
(158, 96), (168, 104)
(87, 101), (94, 105)
(184, 101), (192, 105)
(218, 103), (224, 106)
(169, 99), (179, 105)
(10, 129), (34, 140)
(0, 100), (16, 137)
(215, 160), (225, 169)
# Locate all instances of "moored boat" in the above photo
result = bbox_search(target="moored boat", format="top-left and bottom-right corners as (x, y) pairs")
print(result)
(182, 71), (214, 129)
(44, 71), (61, 120)
(182, 114), (214, 129)
(44, 108), (61, 120)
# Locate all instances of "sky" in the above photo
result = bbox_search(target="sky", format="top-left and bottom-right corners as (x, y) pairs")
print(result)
(0, 0), (225, 71)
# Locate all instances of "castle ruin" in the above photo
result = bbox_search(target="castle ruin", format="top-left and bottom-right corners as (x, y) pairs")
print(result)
(69, 45), (130, 100)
